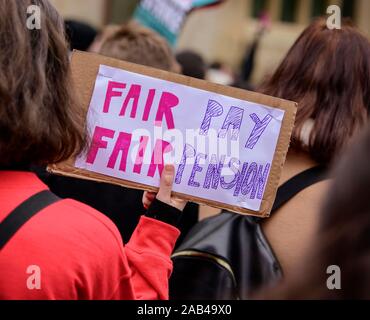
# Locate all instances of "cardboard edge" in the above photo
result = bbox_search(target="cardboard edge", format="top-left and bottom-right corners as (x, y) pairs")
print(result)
(47, 165), (266, 218)
(50, 50), (298, 218)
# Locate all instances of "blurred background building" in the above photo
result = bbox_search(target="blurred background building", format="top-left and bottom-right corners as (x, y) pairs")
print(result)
(50, 0), (370, 85)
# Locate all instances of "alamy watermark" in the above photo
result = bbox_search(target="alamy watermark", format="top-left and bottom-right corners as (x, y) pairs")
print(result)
(26, 5), (41, 30)
(326, 265), (342, 290)
(326, 5), (342, 30)
(26, 265), (41, 290)
(25, 264), (342, 293)
(26, 4), (342, 31)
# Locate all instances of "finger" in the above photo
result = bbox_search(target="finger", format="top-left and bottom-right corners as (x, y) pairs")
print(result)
(143, 191), (156, 201)
(146, 192), (156, 200)
(157, 164), (174, 203)
(143, 191), (156, 209)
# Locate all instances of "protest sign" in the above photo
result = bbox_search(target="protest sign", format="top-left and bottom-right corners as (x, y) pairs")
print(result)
(133, 0), (225, 46)
(49, 51), (296, 217)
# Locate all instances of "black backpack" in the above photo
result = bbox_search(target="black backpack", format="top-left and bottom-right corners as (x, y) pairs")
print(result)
(170, 166), (327, 300)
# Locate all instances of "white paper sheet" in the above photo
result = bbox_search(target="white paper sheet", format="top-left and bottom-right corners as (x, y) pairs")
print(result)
(75, 65), (285, 212)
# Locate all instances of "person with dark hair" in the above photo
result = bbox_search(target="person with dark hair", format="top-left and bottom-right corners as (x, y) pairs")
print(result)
(176, 50), (206, 79)
(64, 19), (98, 51)
(259, 18), (370, 278)
(258, 125), (370, 300)
(0, 0), (186, 300)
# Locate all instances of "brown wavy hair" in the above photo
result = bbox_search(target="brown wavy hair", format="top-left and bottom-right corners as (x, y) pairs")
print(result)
(0, 0), (86, 166)
(259, 18), (370, 164)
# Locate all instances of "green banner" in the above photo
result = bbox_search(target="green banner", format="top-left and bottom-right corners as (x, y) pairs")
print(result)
(134, 0), (224, 46)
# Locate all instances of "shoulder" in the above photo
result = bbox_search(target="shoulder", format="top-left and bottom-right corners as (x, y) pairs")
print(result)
(1, 198), (128, 300)
(262, 179), (332, 274)
(17, 197), (127, 261)
(50, 198), (125, 247)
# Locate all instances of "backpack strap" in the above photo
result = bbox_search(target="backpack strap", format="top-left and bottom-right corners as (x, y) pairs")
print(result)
(0, 190), (61, 250)
(271, 166), (328, 214)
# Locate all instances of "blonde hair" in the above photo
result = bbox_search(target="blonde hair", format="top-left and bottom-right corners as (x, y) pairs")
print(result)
(98, 22), (180, 73)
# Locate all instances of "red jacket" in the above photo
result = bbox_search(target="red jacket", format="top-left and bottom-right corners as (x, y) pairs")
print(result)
(0, 171), (180, 300)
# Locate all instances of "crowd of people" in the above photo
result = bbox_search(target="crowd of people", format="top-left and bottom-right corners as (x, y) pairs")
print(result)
(0, 0), (369, 300)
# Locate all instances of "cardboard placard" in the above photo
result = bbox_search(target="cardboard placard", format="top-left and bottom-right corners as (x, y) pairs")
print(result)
(49, 51), (297, 217)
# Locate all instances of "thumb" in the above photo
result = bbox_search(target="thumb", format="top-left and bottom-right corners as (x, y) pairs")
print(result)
(157, 164), (175, 203)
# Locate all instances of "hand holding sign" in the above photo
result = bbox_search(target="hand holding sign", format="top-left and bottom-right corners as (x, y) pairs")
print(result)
(143, 164), (187, 211)
(49, 51), (296, 217)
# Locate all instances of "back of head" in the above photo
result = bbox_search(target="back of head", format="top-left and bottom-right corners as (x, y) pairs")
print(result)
(0, 0), (85, 167)
(65, 19), (98, 51)
(176, 51), (206, 79)
(260, 18), (370, 165)
(99, 22), (180, 73)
